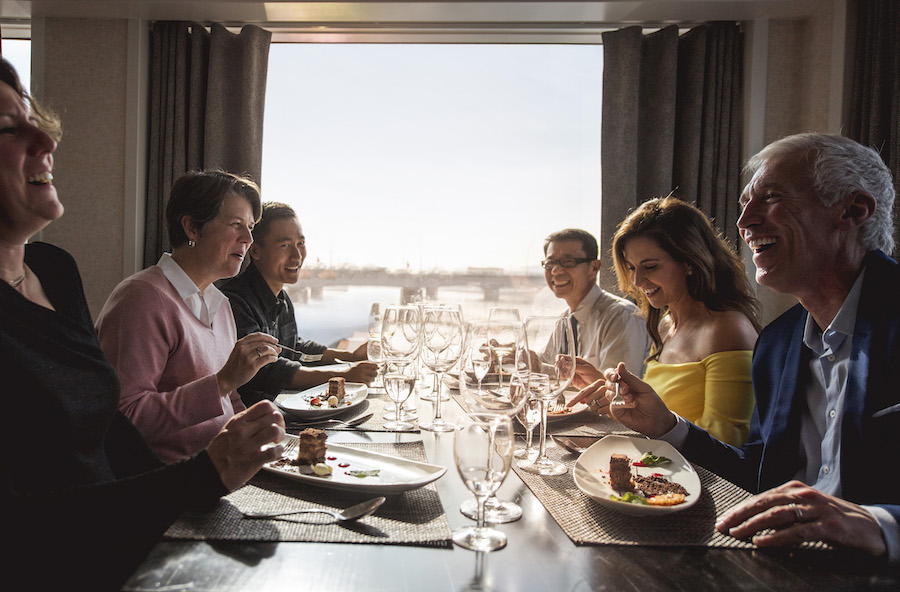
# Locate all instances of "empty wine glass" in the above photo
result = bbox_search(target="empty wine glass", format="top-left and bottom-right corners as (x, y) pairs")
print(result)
(452, 413), (514, 552)
(420, 304), (463, 432)
(458, 321), (530, 523)
(487, 319), (519, 393)
(382, 359), (417, 431)
(521, 316), (575, 476)
(514, 373), (547, 465)
(488, 307), (520, 323)
(381, 304), (421, 423)
(367, 302), (385, 389)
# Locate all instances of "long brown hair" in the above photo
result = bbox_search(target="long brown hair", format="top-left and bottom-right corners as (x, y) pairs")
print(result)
(612, 196), (760, 360)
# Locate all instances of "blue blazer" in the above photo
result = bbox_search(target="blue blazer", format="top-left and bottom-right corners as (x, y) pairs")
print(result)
(681, 250), (900, 521)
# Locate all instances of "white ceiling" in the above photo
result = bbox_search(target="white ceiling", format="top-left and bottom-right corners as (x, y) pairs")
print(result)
(0, 1), (824, 25)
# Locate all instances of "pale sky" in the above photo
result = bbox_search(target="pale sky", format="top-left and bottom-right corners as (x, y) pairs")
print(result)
(261, 43), (604, 274)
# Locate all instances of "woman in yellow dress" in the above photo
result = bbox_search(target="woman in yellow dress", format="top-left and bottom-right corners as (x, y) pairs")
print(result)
(575, 197), (760, 446)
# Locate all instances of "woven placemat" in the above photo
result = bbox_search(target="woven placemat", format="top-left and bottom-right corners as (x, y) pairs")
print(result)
(513, 446), (756, 548)
(165, 442), (452, 547)
(277, 390), (422, 433)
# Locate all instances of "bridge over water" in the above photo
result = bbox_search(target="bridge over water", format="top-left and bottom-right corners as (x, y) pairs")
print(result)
(288, 268), (545, 303)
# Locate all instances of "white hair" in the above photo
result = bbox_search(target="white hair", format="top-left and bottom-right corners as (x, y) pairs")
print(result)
(745, 133), (895, 253)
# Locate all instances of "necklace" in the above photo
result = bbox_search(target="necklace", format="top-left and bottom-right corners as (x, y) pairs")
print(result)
(6, 272), (26, 288)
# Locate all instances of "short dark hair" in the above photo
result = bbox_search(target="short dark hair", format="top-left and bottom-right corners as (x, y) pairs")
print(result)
(253, 202), (299, 244)
(165, 170), (262, 248)
(543, 228), (599, 261)
(0, 58), (62, 141)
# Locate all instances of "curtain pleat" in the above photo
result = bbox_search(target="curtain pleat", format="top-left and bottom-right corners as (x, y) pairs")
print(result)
(144, 22), (271, 268)
(849, 0), (900, 257)
(599, 22), (743, 289)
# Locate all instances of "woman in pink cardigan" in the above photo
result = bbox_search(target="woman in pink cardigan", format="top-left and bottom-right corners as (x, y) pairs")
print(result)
(97, 171), (281, 463)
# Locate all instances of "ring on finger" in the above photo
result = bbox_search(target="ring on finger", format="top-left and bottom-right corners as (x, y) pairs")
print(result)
(788, 502), (804, 522)
(255, 347), (263, 358)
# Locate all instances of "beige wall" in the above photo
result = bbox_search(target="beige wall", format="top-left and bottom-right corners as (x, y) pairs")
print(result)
(36, 18), (129, 318)
(751, 3), (840, 325)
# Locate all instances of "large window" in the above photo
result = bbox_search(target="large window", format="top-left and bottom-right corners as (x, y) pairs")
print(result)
(2, 38), (31, 92)
(262, 43), (603, 346)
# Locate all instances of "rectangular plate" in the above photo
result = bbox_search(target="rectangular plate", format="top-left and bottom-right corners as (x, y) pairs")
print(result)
(573, 434), (701, 516)
(264, 436), (447, 495)
(278, 383), (368, 420)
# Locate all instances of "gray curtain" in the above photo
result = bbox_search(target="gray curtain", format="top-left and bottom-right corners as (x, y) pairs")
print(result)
(599, 23), (742, 290)
(144, 22), (271, 268)
(848, 0), (900, 257)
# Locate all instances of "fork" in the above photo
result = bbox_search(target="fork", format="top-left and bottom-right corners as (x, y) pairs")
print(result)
(609, 379), (627, 408)
(286, 412), (373, 429)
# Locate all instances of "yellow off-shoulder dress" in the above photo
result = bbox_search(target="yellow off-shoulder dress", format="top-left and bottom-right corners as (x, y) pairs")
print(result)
(643, 350), (754, 447)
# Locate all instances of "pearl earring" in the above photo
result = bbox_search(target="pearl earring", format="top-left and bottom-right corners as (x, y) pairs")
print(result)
(188, 240), (195, 248)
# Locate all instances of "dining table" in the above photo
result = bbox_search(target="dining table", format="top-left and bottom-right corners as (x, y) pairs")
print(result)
(122, 378), (900, 591)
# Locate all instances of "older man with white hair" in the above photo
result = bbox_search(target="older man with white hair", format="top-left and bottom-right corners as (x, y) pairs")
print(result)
(575, 133), (900, 563)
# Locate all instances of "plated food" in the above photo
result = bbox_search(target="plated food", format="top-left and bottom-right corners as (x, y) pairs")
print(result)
(265, 433), (447, 494)
(573, 435), (701, 516)
(546, 390), (590, 422)
(278, 382), (368, 420)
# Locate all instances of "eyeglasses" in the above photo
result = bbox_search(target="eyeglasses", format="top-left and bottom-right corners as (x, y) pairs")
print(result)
(541, 258), (594, 270)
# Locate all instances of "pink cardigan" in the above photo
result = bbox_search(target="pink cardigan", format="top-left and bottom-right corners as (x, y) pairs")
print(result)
(96, 266), (245, 464)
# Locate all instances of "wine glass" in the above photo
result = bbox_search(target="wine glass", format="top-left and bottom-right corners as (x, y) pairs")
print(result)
(458, 321), (530, 523)
(381, 304), (421, 422)
(367, 302), (385, 389)
(419, 304), (464, 432)
(382, 359), (418, 431)
(452, 413), (514, 552)
(513, 373), (546, 466)
(521, 316), (575, 476)
(488, 307), (520, 323)
(486, 318), (519, 393)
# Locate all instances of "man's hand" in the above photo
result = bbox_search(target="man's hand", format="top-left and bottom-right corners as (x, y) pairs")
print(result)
(568, 362), (676, 438)
(716, 480), (887, 557)
(343, 361), (378, 384)
(206, 401), (286, 491)
(572, 357), (603, 389)
(350, 341), (369, 361)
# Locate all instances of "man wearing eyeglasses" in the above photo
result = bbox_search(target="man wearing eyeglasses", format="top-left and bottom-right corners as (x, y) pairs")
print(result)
(543, 228), (650, 382)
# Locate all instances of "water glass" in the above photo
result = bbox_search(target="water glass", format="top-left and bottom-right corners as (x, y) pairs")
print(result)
(452, 414), (514, 552)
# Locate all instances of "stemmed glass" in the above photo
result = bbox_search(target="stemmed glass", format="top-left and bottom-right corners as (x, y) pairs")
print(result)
(487, 318), (520, 394)
(419, 304), (463, 432)
(381, 305), (421, 409)
(382, 359), (418, 431)
(452, 413), (515, 552)
(513, 373), (546, 466)
(521, 316), (575, 476)
(367, 302), (385, 390)
(458, 321), (530, 523)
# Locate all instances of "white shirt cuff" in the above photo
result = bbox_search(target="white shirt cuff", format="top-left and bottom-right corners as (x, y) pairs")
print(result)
(862, 505), (900, 564)
(656, 413), (690, 449)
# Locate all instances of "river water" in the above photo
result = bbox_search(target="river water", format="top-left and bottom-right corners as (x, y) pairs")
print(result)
(289, 283), (567, 347)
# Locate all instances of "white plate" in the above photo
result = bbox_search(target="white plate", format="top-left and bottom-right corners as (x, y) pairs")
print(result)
(278, 383), (368, 420)
(264, 436), (447, 494)
(546, 389), (590, 422)
(573, 434), (701, 516)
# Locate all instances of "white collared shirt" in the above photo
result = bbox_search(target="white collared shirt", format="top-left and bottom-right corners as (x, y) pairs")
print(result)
(157, 253), (226, 327)
(796, 270), (864, 494)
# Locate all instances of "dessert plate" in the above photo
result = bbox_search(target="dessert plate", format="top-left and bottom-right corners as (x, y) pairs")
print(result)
(264, 436), (447, 494)
(573, 435), (701, 516)
(278, 383), (368, 420)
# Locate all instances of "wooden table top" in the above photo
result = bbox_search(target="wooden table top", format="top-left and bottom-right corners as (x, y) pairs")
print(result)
(123, 389), (900, 591)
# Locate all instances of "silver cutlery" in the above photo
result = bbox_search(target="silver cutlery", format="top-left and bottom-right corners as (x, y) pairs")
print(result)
(610, 380), (627, 408)
(242, 496), (386, 521)
(286, 412), (373, 429)
(551, 435), (600, 454)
